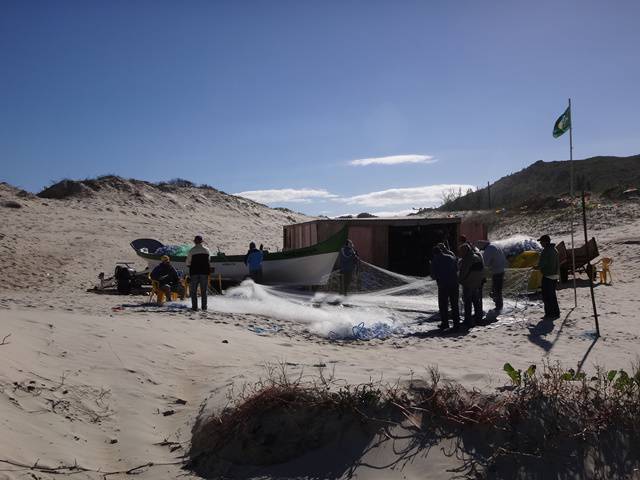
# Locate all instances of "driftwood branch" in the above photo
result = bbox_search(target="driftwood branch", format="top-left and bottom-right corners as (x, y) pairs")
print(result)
(0, 458), (184, 476)
(0, 334), (10, 345)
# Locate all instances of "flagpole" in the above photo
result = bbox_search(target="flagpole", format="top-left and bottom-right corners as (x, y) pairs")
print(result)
(569, 98), (577, 308)
(581, 190), (600, 336)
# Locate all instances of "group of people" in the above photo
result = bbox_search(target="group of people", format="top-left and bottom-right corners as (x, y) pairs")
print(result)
(430, 239), (504, 331)
(148, 232), (562, 325)
(150, 236), (264, 312)
(430, 234), (561, 331)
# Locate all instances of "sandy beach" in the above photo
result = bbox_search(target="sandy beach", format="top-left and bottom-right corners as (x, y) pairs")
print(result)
(2, 180), (640, 479)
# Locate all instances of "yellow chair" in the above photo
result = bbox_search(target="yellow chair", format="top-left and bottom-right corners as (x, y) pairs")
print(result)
(149, 277), (180, 304)
(594, 257), (613, 285)
(183, 276), (190, 298)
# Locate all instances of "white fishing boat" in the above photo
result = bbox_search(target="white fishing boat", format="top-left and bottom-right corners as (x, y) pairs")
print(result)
(130, 227), (347, 286)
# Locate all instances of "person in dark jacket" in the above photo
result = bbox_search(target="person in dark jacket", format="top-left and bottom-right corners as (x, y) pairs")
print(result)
(339, 239), (359, 295)
(244, 242), (264, 283)
(458, 243), (485, 327)
(186, 235), (211, 311)
(151, 255), (184, 302)
(537, 234), (560, 319)
(431, 244), (460, 330)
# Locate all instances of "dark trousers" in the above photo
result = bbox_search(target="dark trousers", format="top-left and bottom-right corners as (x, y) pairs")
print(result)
(190, 274), (208, 310)
(249, 268), (263, 284)
(340, 271), (353, 295)
(491, 273), (504, 310)
(462, 285), (483, 326)
(437, 283), (460, 328)
(541, 276), (560, 318)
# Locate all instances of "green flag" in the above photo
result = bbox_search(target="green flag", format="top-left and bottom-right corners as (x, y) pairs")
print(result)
(553, 106), (571, 138)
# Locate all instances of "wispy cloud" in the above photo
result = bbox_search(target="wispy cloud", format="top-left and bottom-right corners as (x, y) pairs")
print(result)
(234, 188), (337, 203)
(348, 154), (436, 167)
(332, 208), (416, 218)
(369, 208), (417, 217)
(339, 184), (474, 208)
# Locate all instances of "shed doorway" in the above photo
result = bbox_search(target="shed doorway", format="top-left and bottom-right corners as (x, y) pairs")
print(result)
(387, 225), (457, 276)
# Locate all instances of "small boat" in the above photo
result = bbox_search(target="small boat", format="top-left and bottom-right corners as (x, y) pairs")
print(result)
(130, 227), (347, 286)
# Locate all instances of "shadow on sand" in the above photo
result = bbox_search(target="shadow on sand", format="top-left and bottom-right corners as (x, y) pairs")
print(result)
(557, 278), (599, 290)
(187, 407), (640, 480)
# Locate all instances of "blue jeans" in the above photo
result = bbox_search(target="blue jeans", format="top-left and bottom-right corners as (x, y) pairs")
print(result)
(190, 274), (208, 310)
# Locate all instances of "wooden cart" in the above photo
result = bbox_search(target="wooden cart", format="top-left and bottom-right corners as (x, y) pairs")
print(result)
(556, 237), (599, 282)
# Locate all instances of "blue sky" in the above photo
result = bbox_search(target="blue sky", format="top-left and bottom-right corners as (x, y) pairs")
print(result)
(1, 1), (638, 216)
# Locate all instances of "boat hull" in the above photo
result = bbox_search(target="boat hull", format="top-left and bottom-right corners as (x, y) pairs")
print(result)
(132, 227), (347, 286)
(145, 251), (339, 286)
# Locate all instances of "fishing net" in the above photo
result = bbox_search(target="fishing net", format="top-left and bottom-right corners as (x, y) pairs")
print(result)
(492, 235), (542, 258)
(195, 261), (537, 341)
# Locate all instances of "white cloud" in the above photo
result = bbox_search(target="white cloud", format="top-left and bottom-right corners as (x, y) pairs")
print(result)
(331, 209), (416, 218)
(348, 154), (436, 167)
(369, 208), (416, 217)
(339, 184), (474, 208)
(234, 188), (337, 203)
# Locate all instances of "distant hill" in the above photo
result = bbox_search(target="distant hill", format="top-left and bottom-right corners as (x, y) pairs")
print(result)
(440, 154), (640, 211)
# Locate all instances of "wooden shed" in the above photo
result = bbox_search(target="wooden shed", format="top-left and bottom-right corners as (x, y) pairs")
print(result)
(283, 217), (463, 277)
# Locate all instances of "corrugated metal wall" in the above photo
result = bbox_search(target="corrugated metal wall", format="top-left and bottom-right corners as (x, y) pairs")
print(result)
(460, 220), (487, 244)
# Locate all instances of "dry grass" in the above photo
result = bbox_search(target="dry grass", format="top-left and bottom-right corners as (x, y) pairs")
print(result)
(187, 361), (640, 478)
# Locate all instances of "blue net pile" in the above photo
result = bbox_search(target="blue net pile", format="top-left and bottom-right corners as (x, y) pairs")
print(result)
(329, 321), (396, 341)
(154, 244), (191, 257)
(493, 236), (542, 258)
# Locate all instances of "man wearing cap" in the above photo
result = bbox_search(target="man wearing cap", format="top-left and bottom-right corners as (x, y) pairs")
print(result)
(186, 235), (211, 311)
(537, 234), (560, 319)
(151, 255), (185, 302)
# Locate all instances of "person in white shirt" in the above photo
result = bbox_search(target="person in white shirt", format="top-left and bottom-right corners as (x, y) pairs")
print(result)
(475, 240), (508, 311)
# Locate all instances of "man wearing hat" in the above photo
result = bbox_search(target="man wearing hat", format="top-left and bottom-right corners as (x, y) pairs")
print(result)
(151, 255), (185, 302)
(186, 235), (211, 311)
(537, 234), (560, 319)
